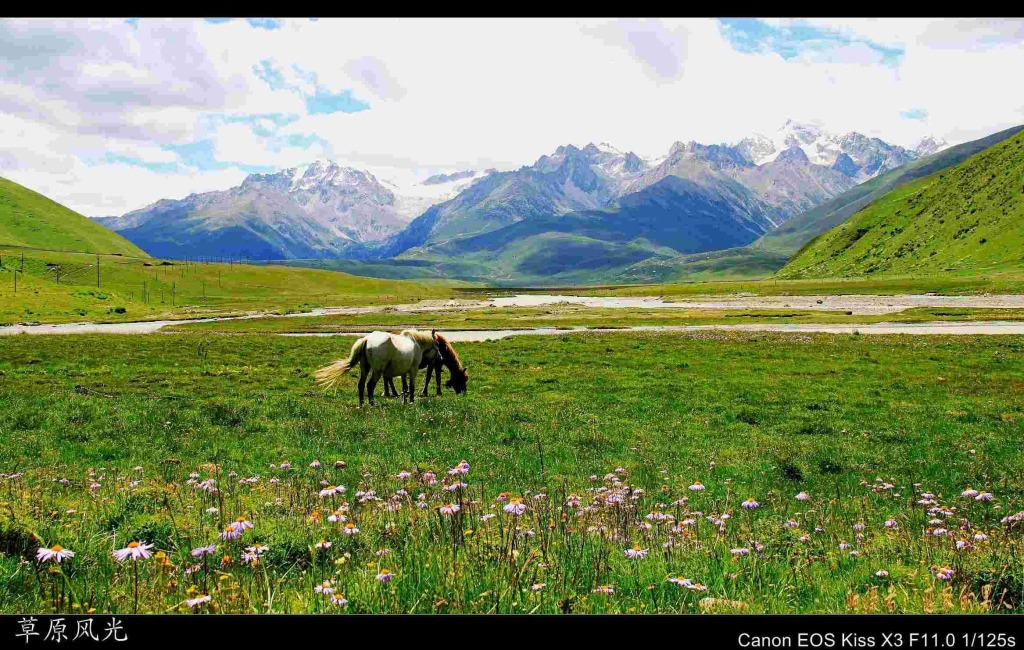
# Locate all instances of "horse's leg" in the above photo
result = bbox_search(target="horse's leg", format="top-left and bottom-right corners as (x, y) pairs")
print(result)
(435, 359), (442, 396)
(421, 364), (432, 397)
(408, 369), (418, 404)
(384, 377), (397, 398)
(358, 367), (367, 407)
(367, 371), (381, 406)
(401, 375), (409, 404)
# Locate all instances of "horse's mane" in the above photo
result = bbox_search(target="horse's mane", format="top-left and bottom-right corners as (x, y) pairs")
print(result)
(435, 333), (464, 372)
(400, 329), (435, 347)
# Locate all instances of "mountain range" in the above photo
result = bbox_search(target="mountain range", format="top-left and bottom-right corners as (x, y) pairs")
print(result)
(93, 120), (949, 282)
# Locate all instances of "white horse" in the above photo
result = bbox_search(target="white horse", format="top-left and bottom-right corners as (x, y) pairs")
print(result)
(314, 329), (440, 406)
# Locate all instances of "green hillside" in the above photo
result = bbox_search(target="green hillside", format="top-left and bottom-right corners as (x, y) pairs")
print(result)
(780, 129), (1024, 278)
(0, 176), (148, 256)
(755, 125), (1024, 256)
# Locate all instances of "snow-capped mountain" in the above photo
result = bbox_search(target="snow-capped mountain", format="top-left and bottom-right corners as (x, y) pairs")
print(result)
(96, 161), (429, 260)
(734, 120), (948, 181)
(912, 135), (950, 157)
(381, 169), (493, 221)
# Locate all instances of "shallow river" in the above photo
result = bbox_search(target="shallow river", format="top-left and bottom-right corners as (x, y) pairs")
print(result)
(2, 294), (1024, 338)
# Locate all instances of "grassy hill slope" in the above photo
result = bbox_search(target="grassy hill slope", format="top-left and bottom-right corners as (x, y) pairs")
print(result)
(780, 130), (1024, 278)
(0, 176), (149, 256)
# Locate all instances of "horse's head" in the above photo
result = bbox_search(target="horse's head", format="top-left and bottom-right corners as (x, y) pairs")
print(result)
(445, 365), (469, 395)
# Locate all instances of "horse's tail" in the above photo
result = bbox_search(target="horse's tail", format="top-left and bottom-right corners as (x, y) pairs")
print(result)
(314, 337), (367, 389)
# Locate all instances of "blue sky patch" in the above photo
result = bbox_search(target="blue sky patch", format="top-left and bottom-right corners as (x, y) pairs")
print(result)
(247, 18), (283, 30)
(305, 88), (371, 115)
(718, 19), (904, 67)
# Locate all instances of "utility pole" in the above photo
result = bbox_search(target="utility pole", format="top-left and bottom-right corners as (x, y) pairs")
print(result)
(172, 282), (176, 307)
(13, 269), (17, 294)
(96, 254), (100, 288)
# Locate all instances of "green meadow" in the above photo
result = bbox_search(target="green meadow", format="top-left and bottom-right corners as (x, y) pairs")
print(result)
(2, 331), (1022, 613)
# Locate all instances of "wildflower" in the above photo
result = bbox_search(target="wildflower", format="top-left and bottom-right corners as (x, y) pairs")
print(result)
(624, 545), (648, 560)
(852, 523), (865, 532)
(330, 594), (348, 607)
(376, 569), (394, 583)
(219, 527), (242, 541)
(955, 539), (972, 550)
(875, 570), (889, 578)
(230, 517), (254, 533)
(36, 545), (75, 563)
(315, 580), (335, 595)
(839, 542), (851, 550)
(438, 503), (460, 515)
(113, 541), (154, 562)
(503, 498), (527, 516)
(315, 540), (332, 550)
(931, 565), (955, 581)
(396, 471), (411, 480)
(741, 499), (760, 510)
(186, 595), (211, 608)
(279, 461), (292, 470)
(448, 460), (470, 476)
(328, 509), (347, 523)
(310, 460), (321, 469)
(730, 548), (750, 556)
(976, 492), (994, 502)
(784, 519), (799, 528)
(190, 545), (217, 557)
(375, 549), (390, 556)
(319, 485), (344, 498)
(531, 583), (546, 592)
(592, 585), (615, 595)
(974, 533), (989, 542)
(481, 513), (497, 522)
(342, 522), (359, 536)
(689, 481), (706, 492)
(884, 519), (898, 529)
(795, 492), (811, 501)
(961, 488), (979, 498)
(565, 494), (581, 508)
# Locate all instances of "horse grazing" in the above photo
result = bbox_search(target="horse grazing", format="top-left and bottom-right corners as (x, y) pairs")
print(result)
(314, 329), (441, 406)
(384, 332), (469, 398)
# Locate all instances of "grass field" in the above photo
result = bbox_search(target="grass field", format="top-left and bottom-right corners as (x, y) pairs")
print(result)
(0, 245), (452, 325)
(2, 331), (1023, 613)
(164, 306), (1024, 334)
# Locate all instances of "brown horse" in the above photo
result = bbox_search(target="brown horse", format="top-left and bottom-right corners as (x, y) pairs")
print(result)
(384, 332), (468, 398)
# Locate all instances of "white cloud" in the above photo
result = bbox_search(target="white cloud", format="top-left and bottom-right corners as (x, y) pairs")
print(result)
(0, 18), (1022, 217)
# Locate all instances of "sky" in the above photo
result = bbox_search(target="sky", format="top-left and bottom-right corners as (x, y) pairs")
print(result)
(1, 17), (1023, 217)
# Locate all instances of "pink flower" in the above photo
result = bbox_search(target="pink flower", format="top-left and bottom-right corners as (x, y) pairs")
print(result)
(190, 545), (217, 557)
(36, 545), (75, 563)
(376, 569), (394, 583)
(688, 481), (706, 492)
(741, 499), (760, 510)
(438, 503), (460, 515)
(624, 546), (648, 560)
(113, 541), (154, 562)
(186, 594), (211, 608)
(592, 585), (615, 595)
(795, 492), (811, 501)
(503, 498), (527, 516)
(310, 460), (321, 469)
